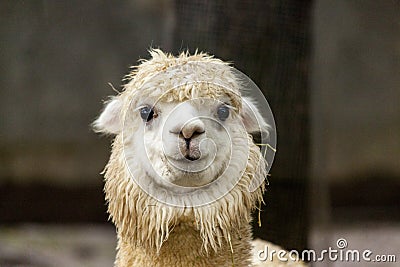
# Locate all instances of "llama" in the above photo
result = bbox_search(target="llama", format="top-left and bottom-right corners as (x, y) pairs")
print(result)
(94, 50), (305, 266)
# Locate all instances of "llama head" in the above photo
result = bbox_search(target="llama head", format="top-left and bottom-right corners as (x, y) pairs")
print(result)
(93, 50), (275, 252)
(94, 50), (273, 206)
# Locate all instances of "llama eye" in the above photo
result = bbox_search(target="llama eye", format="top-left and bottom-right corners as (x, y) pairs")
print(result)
(217, 105), (230, 121)
(140, 106), (155, 122)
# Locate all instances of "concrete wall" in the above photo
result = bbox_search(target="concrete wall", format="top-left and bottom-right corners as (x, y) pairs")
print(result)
(0, 0), (174, 185)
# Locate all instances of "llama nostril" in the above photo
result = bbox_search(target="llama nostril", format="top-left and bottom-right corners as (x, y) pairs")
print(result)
(179, 130), (205, 139)
(180, 129), (205, 139)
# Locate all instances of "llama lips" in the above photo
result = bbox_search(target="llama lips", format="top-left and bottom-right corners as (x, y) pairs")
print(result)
(178, 139), (202, 160)
(182, 147), (202, 161)
(166, 148), (212, 174)
(169, 153), (204, 163)
(184, 154), (200, 161)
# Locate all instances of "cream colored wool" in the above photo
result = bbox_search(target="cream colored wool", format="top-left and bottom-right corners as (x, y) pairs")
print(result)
(94, 50), (306, 266)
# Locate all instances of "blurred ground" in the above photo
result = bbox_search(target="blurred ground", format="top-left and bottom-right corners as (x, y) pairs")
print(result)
(0, 224), (116, 267)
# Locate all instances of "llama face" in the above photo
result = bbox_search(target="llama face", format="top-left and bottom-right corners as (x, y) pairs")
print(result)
(124, 96), (247, 188)
(93, 52), (275, 206)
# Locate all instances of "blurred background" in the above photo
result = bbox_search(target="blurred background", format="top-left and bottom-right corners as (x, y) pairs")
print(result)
(0, 1), (399, 266)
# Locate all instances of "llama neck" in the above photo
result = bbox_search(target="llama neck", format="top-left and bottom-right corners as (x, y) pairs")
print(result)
(115, 221), (254, 267)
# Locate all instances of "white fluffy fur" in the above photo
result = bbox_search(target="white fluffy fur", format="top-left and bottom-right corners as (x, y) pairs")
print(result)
(94, 49), (305, 266)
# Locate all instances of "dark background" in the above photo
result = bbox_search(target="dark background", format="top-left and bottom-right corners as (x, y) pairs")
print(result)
(1, 1), (399, 266)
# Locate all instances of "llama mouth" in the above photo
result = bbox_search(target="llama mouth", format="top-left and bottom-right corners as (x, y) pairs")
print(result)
(184, 155), (200, 161)
(168, 150), (203, 162)
(169, 155), (204, 163)
(166, 154), (210, 174)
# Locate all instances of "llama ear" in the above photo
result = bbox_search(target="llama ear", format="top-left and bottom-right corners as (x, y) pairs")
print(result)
(240, 97), (270, 138)
(93, 97), (123, 134)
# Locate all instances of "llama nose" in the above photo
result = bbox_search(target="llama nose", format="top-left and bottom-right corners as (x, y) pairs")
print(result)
(180, 119), (205, 139)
